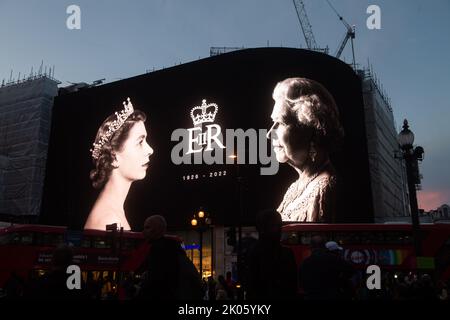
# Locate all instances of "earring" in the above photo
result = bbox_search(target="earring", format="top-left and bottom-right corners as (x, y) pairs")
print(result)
(309, 143), (317, 163)
(112, 155), (119, 168)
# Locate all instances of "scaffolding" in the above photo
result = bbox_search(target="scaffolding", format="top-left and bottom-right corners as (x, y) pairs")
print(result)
(0, 74), (59, 219)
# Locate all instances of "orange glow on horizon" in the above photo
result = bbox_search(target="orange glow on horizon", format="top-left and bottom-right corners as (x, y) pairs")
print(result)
(417, 189), (450, 211)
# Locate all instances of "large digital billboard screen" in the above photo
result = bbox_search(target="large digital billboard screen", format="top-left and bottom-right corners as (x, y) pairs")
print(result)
(41, 48), (373, 230)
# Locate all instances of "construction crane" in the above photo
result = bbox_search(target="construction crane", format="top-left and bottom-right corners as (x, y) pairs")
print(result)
(292, 0), (318, 50)
(326, 0), (356, 69)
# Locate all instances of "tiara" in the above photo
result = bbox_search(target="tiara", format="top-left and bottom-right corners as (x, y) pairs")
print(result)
(90, 97), (134, 160)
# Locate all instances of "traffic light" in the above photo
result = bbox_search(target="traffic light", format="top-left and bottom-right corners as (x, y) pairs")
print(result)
(226, 227), (237, 247)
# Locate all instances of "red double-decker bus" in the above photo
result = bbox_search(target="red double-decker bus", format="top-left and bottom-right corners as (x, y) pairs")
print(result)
(0, 224), (150, 292)
(281, 223), (450, 281)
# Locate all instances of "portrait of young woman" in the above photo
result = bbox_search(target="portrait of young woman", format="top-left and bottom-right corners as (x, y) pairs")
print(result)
(84, 98), (153, 230)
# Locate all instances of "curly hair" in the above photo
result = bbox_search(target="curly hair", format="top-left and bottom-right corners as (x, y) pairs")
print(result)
(272, 77), (344, 151)
(90, 110), (147, 189)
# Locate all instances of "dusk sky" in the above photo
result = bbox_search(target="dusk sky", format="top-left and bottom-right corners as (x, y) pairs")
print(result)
(1, 0), (449, 210)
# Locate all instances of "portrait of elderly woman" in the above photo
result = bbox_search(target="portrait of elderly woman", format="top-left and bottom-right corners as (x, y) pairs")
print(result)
(84, 98), (154, 230)
(267, 77), (344, 222)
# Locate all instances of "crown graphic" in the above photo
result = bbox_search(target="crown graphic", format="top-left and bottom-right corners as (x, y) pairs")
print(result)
(190, 99), (218, 126)
(90, 97), (134, 160)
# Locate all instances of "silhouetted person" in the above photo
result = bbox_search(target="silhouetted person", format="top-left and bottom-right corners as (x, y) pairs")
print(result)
(216, 275), (230, 300)
(207, 276), (216, 301)
(137, 215), (179, 299)
(101, 275), (115, 300)
(415, 274), (437, 300)
(4, 272), (25, 299)
(118, 274), (136, 300)
(244, 209), (298, 299)
(138, 215), (203, 300)
(299, 235), (353, 300)
(325, 241), (355, 299)
(28, 245), (82, 300)
(225, 271), (236, 300)
(85, 272), (101, 299)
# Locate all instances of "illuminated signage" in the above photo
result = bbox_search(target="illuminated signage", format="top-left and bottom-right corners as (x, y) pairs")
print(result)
(171, 98), (278, 175)
(187, 99), (225, 154)
(42, 48), (375, 228)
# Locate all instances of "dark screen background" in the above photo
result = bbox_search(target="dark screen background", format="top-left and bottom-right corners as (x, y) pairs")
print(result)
(41, 48), (373, 230)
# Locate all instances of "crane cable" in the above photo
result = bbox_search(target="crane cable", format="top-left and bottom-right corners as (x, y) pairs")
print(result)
(325, 0), (342, 19)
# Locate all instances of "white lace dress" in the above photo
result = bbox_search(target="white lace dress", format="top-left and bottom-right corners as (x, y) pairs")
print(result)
(278, 172), (337, 222)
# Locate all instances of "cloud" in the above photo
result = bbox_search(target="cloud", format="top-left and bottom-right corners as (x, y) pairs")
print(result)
(417, 189), (450, 211)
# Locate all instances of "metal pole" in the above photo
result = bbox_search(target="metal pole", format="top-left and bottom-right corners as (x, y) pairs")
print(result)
(210, 226), (214, 278)
(238, 177), (243, 281)
(199, 230), (203, 278)
(405, 150), (422, 256)
(236, 161), (243, 285)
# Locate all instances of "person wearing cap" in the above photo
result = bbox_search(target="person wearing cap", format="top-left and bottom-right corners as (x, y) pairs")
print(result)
(299, 235), (354, 299)
(325, 240), (355, 299)
(325, 241), (343, 257)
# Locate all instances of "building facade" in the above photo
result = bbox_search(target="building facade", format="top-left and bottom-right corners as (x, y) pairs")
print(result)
(429, 204), (450, 221)
(360, 68), (411, 222)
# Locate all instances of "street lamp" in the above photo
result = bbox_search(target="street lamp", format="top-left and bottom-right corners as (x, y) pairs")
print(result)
(191, 209), (212, 278)
(397, 119), (424, 256)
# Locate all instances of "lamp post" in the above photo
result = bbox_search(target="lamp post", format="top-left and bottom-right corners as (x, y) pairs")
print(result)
(191, 209), (212, 278)
(229, 154), (244, 284)
(397, 119), (424, 256)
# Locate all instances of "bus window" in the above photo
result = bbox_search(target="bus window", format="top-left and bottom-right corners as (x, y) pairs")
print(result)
(36, 233), (49, 246)
(122, 238), (137, 250)
(9, 232), (34, 245)
(282, 231), (299, 245)
(23, 233), (34, 245)
(446, 237), (450, 246)
(373, 232), (385, 244)
(36, 233), (64, 247)
(349, 233), (361, 244)
(10, 233), (21, 244)
(360, 232), (375, 244)
(0, 233), (12, 245)
(333, 232), (352, 245)
(384, 231), (412, 244)
(81, 237), (92, 248)
(299, 232), (330, 245)
(398, 232), (413, 244)
(300, 232), (311, 245)
(93, 237), (112, 249)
